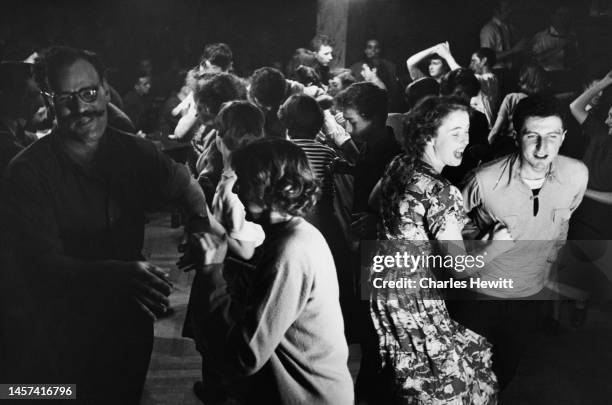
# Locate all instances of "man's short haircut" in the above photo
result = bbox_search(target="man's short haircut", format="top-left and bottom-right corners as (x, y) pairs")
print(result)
(249, 67), (287, 109)
(195, 72), (246, 116)
(200, 43), (233, 72)
(216, 100), (264, 151)
(512, 94), (565, 135)
(334, 82), (388, 124)
(440, 68), (481, 99)
(231, 138), (319, 217)
(130, 69), (150, 86)
(278, 94), (324, 139)
(474, 47), (497, 68)
(310, 34), (334, 52)
(37, 46), (106, 92)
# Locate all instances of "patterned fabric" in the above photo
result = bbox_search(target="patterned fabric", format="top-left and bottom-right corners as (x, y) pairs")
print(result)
(372, 155), (498, 404)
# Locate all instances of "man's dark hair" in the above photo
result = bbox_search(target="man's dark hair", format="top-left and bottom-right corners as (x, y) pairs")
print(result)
(37, 46), (106, 92)
(195, 72), (246, 116)
(216, 100), (264, 151)
(249, 67), (287, 109)
(440, 68), (481, 99)
(278, 94), (324, 139)
(474, 47), (497, 68)
(310, 34), (334, 52)
(335, 82), (388, 124)
(404, 77), (440, 110)
(512, 94), (565, 135)
(200, 43), (233, 72)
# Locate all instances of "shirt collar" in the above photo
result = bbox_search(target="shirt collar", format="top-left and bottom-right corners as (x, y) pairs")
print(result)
(495, 153), (565, 189)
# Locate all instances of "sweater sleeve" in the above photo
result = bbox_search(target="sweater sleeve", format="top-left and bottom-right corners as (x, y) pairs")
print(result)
(195, 244), (313, 377)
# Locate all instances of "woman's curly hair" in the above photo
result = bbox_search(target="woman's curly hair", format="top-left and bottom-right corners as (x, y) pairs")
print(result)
(401, 96), (469, 165)
(231, 138), (320, 217)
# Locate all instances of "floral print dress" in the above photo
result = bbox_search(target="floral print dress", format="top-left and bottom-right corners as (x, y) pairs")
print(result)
(371, 155), (497, 404)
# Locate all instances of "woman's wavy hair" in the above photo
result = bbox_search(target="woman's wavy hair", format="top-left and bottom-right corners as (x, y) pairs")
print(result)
(231, 138), (320, 217)
(401, 96), (469, 165)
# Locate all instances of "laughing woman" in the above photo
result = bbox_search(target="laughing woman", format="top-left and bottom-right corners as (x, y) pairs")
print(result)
(370, 96), (506, 404)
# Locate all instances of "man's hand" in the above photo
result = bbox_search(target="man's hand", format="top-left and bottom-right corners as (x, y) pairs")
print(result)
(114, 261), (173, 320)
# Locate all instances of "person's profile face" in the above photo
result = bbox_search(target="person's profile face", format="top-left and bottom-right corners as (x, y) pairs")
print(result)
(51, 59), (108, 142)
(429, 58), (446, 79)
(343, 107), (371, 139)
(469, 54), (484, 74)
(430, 110), (470, 167)
(518, 115), (565, 173)
(315, 45), (333, 66)
(364, 40), (380, 59)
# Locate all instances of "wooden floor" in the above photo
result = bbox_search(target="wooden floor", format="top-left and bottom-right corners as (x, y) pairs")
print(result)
(141, 213), (612, 405)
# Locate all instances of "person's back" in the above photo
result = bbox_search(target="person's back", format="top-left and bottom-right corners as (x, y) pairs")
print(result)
(247, 217), (353, 404)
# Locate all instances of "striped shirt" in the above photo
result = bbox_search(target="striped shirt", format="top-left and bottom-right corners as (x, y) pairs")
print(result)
(292, 138), (337, 200)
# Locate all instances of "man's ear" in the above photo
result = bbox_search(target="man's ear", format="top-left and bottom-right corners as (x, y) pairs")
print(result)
(101, 80), (111, 103)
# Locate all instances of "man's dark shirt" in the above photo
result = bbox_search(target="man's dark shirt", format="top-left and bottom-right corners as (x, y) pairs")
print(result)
(352, 125), (401, 213)
(2, 127), (192, 299)
(123, 90), (155, 132)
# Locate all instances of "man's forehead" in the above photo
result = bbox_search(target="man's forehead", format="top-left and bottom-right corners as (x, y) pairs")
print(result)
(319, 45), (333, 54)
(53, 58), (100, 91)
(521, 115), (564, 132)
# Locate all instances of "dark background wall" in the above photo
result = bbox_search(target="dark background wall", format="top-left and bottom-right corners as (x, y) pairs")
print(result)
(0, 0), (610, 93)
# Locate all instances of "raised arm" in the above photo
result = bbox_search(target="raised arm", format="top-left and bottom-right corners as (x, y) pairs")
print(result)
(435, 42), (462, 71)
(406, 43), (443, 80)
(569, 71), (612, 125)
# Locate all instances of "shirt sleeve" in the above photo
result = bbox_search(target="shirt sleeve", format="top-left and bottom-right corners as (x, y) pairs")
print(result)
(462, 170), (495, 232)
(220, 189), (265, 246)
(480, 24), (500, 50)
(192, 245), (314, 377)
(426, 182), (468, 237)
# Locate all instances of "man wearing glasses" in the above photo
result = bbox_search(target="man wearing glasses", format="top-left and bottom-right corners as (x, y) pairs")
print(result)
(1, 46), (209, 403)
(450, 94), (588, 390)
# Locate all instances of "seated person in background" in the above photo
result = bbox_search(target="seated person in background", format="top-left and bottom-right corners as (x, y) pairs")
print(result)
(123, 69), (155, 135)
(248, 67), (291, 138)
(406, 42), (451, 83)
(488, 62), (550, 155)
(189, 138), (354, 405)
(439, 68), (491, 185)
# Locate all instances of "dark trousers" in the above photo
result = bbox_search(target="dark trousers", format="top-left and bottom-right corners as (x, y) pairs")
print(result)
(447, 290), (547, 390)
(40, 300), (154, 405)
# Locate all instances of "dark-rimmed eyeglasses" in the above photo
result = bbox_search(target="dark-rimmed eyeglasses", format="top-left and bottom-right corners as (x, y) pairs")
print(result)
(43, 83), (101, 106)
